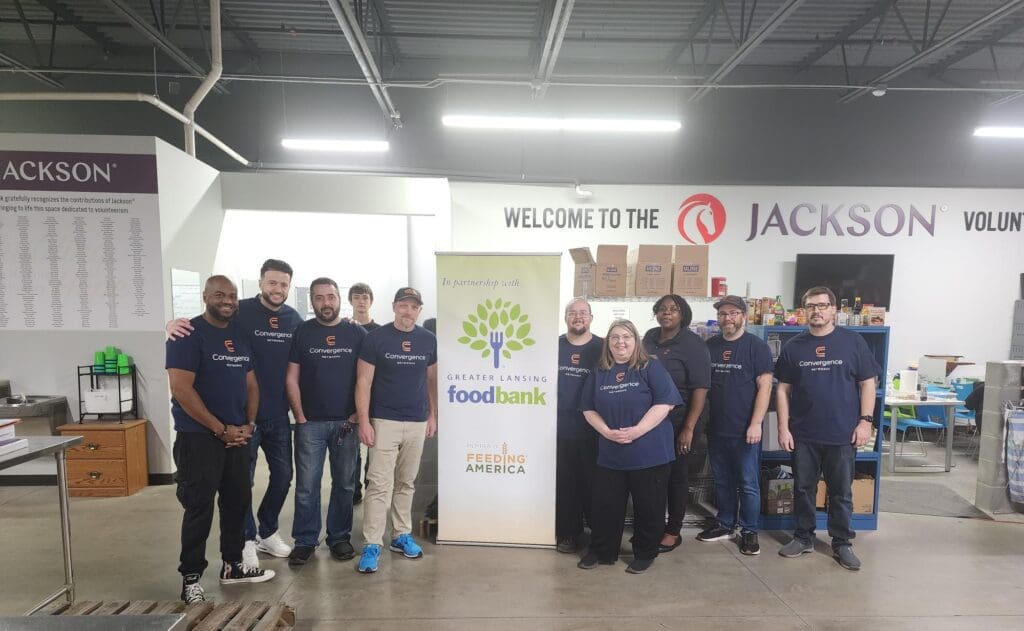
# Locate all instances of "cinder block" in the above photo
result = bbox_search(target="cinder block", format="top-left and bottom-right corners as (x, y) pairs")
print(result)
(977, 454), (1008, 486)
(981, 409), (1006, 438)
(983, 361), (1024, 387)
(975, 481), (1012, 514)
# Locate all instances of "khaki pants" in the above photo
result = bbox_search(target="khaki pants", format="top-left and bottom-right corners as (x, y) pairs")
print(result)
(362, 418), (427, 546)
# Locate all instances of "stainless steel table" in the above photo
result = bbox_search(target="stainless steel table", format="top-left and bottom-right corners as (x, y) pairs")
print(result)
(885, 397), (963, 473)
(0, 436), (84, 615)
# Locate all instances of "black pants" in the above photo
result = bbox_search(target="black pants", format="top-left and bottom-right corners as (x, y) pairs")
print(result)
(664, 421), (690, 537)
(590, 463), (671, 562)
(791, 441), (856, 548)
(174, 431), (251, 577)
(555, 433), (596, 541)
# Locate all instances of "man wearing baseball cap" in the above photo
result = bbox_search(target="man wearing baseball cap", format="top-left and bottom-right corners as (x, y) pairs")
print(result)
(355, 287), (438, 573)
(699, 295), (774, 555)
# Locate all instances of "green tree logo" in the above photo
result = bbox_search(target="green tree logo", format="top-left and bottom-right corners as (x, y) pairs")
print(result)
(457, 298), (535, 368)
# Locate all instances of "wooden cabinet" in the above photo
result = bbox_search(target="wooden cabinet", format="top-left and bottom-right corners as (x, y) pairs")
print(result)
(57, 420), (148, 497)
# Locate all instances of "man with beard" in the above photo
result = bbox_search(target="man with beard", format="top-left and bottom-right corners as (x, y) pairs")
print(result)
(286, 278), (367, 566)
(555, 298), (603, 553)
(167, 260), (303, 565)
(355, 287), (437, 574)
(775, 286), (879, 571)
(700, 295), (774, 555)
(166, 275), (275, 605)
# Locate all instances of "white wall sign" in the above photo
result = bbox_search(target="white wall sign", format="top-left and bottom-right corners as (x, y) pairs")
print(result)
(0, 150), (163, 330)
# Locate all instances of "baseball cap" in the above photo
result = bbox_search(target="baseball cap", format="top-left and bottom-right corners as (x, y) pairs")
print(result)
(393, 287), (423, 305)
(713, 295), (747, 313)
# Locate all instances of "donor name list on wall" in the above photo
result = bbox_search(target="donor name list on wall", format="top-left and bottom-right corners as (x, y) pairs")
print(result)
(0, 151), (163, 330)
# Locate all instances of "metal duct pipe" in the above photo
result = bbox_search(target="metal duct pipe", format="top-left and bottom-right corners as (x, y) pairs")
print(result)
(0, 92), (250, 166)
(183, 0), (223, 156)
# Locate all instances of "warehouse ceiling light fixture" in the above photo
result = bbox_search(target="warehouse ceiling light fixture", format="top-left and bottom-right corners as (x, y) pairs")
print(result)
(281, 138), (390, 152)
(441, 115), (682, 133)
(973, 127), (1024, 138)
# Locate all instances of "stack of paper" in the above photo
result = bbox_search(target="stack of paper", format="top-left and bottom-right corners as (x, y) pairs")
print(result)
(0, 419), (28, 457)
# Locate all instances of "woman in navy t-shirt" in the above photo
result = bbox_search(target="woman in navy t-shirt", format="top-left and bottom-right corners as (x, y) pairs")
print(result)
(578, 319), (683, 574)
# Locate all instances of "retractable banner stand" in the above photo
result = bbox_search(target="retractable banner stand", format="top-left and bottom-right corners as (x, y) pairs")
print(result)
(436, 253), (560, 546)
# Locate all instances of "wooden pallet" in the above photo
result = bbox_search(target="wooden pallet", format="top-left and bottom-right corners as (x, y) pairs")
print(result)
(38, 600), (295, 630)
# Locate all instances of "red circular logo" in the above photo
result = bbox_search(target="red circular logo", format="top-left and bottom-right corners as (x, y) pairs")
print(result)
(677, 193), (727, 244)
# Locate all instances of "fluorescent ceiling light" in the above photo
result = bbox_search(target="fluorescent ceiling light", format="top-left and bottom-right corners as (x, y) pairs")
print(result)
(973, 126), (1024, 138)
(281, 138), (389, 152)
(442, 115), (682, 133)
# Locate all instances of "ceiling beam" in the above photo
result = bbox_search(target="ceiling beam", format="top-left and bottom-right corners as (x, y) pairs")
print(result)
(795, 0), (894, 73)
(99, 0), (227, 94)
(664, 0), (717, 71)
(690, 0), (806, 102)
(839, 0), (1024, 103)
(928, 13), (1024, 76)
(0, 50), (62, 88)
(534, 0), (575, 95)
(368, 0), (401, 66)
(34, 0), (118, 55)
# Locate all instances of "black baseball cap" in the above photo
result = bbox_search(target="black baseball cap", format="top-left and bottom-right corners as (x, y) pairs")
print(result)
(393, 287), (423, 305)
(713, 295), (748, 313)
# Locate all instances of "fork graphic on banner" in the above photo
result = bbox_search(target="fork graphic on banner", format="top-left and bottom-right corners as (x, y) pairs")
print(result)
(489, 332), (504, 368)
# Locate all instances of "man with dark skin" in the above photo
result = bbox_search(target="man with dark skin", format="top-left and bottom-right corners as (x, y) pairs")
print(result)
(166, 275), (275, 604)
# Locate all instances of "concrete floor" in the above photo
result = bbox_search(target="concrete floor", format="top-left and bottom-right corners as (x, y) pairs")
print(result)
(2, 438), (1023, 630)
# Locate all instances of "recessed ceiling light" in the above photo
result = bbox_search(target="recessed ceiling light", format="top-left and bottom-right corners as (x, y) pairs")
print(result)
(441, 115), (682, 133)
(281, 138), (389, 152)
(973, 126), (1024, 138)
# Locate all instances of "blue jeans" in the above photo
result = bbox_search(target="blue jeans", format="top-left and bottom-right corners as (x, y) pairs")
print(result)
(708, 435), (761, 532)
(244, 415), (294, 541)
(291, 420), (359, 548)
(791, 441), (856, 548)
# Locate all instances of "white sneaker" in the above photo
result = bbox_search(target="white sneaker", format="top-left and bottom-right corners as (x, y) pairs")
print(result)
(242, 539), (260, 568)
(181, 579), (205, 604)
(256, 532), (292, 558)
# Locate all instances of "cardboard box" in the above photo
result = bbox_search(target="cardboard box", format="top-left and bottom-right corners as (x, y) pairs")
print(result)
(671, 245), (709, 297)
(816, 475), (875, 513)
(762, 476), (794, 515)
(569, 247), (596, 297)
(594, 245), (628, 297)
(627, 245), (673, 297)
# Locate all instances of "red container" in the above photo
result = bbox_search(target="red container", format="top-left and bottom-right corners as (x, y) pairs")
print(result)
(711, 277), (727, 296)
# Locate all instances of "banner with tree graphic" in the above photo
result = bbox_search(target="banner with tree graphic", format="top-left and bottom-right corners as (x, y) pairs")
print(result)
(436, 253), (560, 546)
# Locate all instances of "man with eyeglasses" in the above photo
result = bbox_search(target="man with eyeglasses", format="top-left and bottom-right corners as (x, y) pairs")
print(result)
(774, 286), (880, 571)
(555, 298), (604, 553)
(699, 295), (774, 555)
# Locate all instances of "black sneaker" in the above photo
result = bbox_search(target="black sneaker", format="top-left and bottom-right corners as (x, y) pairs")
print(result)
(696, 526), (734, 542)
(556, 538), (577, 554)
(833, 545), (861, 571)
(180, 573), (204, 604)
(219, 561), (275, 584)
(577, 550), (600, 569)
(331, 540), (356, 561)
(739, 531), (760, 556)
(288, 545), (315, 567)
(625, 557), (654, 574)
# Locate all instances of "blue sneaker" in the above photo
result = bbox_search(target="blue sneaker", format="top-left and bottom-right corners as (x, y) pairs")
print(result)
(389, 533), (424, 559)
(357, 544), (380, 573)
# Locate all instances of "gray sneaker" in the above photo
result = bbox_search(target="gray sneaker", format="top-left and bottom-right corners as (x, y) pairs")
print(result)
(778, 537), (814, 558)
(833, 545), (861, 571)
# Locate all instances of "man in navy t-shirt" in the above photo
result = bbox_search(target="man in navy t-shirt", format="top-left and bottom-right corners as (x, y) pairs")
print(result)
(285, 277), (366, 566)
(775, 286), (880, 571)
(555, 298), (603, 553)
(355, 287), (438, 574)
(166, 259), (303, 564)
(700, 295), (774, 555)
(166, 275), (274, 605)
(347, 282), (379, 505)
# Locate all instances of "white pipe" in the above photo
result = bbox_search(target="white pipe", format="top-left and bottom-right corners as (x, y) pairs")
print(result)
(183, 0), (222, 156)
(0, 92), (250, 166)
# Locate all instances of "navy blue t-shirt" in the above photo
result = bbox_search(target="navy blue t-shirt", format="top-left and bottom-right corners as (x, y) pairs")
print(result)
(359, 323), (437, 422)
(706, 332), (775, 438)
(234, 297), (303, 420)
(557, 334), (603, 438)
(580, 360), (683, 470)
(166, 316), (253, 433)
(288, 319), (366, 421)
(774, 327), (881, 445)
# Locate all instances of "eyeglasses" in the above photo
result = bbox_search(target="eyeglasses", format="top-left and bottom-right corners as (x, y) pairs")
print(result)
(804, 303), (833, 311)
(566, 311), (592, 318)
(608, 334), (634, 342)
(655, 307), (680, 314)
(718, 310), (744, 319)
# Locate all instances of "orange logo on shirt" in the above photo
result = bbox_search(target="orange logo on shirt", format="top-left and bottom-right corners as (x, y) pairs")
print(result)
(326, 336), (336, 347)
(269, 316), (279, 330)
(615, 372), (625, 383)
(570, 353), (580, 365)
(722, 350), (732, 361)
(224, 340), (235, 352)
(815, 345), (827, 358)
(402, 341), (412, 352)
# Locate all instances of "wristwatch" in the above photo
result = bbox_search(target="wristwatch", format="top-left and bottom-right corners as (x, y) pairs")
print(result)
(858, 415), (874, 423)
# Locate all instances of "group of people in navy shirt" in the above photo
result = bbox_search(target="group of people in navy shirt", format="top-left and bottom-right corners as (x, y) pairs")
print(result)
(166, 260), (437, 603)
(557, 286), (880, 574)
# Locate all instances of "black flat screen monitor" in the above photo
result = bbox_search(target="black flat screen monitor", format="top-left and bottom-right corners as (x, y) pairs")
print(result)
(793, 254), (894, 309)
